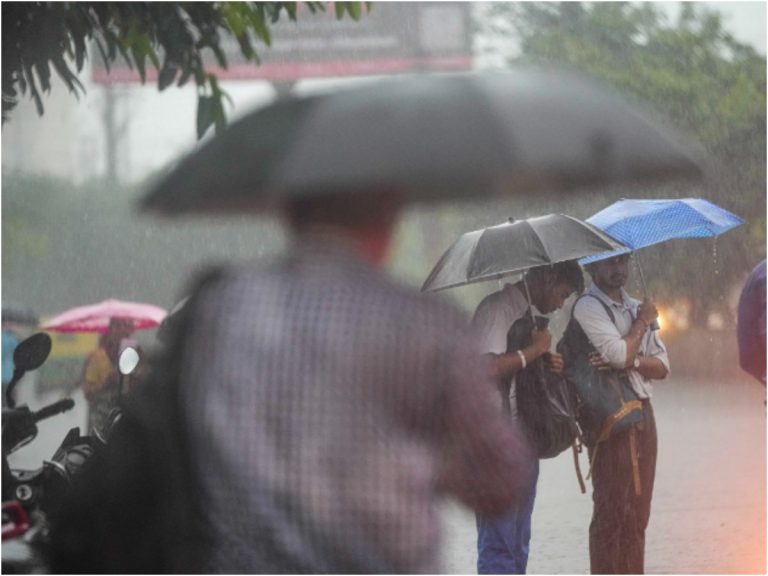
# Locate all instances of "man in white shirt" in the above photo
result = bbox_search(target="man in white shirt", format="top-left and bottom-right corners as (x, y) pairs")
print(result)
(572, 253), (669, 574)
(473, 260), (584, 574)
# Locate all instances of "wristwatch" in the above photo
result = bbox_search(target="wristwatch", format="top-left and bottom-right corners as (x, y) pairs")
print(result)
(632, 356), (641, 370)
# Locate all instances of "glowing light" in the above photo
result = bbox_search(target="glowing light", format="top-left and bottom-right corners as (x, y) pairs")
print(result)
(658, 298), (693, 333)
(707, 312), (725, 331)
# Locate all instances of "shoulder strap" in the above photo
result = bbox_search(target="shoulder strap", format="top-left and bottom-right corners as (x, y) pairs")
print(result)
(573, 293), (616, 326)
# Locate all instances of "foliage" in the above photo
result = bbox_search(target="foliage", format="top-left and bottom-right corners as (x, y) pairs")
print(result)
(2, 2), (369, 138)
(481, 2), (765, 160)
(475, 2), (766, 323)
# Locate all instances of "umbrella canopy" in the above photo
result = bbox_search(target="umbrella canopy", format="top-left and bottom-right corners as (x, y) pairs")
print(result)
(141, 68), (704, 215)
(579, 198), (744, 265)
(41, 299), (167, 334)
(421, 214), (626, 292)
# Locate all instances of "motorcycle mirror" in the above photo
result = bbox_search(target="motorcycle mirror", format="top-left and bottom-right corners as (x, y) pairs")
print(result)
(6, 333), (52, 408)
(118, 346), (140, 376)
(12, 333), (52, 372)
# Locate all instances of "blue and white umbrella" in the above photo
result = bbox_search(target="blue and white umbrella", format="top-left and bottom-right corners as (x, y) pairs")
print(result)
(579, 197), (744, 293)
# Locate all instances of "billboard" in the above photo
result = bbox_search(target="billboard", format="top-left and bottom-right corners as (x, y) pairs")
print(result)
(91, 3), (472, 84)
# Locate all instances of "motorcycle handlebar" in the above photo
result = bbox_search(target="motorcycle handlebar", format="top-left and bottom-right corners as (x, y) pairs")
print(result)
(33, 399), (75, 423)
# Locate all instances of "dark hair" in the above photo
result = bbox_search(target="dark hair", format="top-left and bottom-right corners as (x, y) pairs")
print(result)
(528, 260), (584, 294)
(554, 260), (585, 293)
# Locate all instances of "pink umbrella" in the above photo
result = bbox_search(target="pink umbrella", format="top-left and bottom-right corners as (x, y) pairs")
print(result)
(41, 299), (168, 333)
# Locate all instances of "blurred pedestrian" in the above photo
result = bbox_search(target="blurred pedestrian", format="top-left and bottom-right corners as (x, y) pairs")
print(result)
(472, 261), (584, 574)
(178, 191), (534, 573)
(737, 259), (766, 385)
(81, 317), (134, 435)
(2, 322), (21, 404)
(573, 253), (669, 574)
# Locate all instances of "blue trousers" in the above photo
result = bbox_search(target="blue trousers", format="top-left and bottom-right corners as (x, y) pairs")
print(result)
(476, 459), (539, 574)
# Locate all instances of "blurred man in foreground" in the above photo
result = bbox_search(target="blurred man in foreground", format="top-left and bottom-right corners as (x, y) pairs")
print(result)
(178, 191), (534, 573)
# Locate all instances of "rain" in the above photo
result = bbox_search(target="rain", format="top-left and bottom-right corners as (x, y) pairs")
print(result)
(2, 2), (765, 574)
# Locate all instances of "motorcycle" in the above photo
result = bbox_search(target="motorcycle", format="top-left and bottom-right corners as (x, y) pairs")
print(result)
(2, 333), (141, 573)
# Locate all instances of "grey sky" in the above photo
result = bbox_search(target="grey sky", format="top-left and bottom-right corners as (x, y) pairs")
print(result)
(658, 2), (766, 54)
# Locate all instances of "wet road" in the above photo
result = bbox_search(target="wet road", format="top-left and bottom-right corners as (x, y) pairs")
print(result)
(8, 375), (765, 574)
(438, 376), (766, 574)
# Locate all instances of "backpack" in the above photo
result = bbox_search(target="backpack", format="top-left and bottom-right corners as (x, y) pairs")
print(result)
(557, 294), (645, 494)
(47, 269), (225, 574)
(505, 313), (581, 459)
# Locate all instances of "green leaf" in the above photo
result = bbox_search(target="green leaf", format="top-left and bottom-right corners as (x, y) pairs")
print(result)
(66, 14), (88, 71)
(249, 6), (272, 46)
(303, 2), (324, 14)
(33, 60), (52, 94)
(178, 65), (193, 87)
(132, 45), (147, 82)
(221, 2), (245, 37)
(94, 38), (111, 73)
(235, 33), (256, 61)
(212, 94), (227, 134)
(50, 54), (84, 96)
(158, 62), (177, 90)
(196, 95), (215, 139)
(24, 66), (44, 116)
(112, 35), (133, 70)
(208, 41), (229, 69)
(340, 2), (363, 21)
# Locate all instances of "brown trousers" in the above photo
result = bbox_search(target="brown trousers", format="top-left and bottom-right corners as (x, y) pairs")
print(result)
(588, 400), (657, 574)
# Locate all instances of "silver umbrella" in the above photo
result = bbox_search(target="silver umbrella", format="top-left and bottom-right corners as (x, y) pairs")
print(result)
(421, 214), (626, 292)
(141, 68), (704, 215)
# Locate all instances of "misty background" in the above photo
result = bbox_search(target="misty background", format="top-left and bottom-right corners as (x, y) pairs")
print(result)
(3, 2), (764, 372)
(2, 3), (765, 572)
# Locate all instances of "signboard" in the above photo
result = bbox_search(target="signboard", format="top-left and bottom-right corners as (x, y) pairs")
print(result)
(92, 2), (472, 84)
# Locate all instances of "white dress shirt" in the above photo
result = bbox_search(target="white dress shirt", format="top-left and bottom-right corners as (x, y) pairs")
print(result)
(572, 283), (670, 399)
(472, 283), (542, 418)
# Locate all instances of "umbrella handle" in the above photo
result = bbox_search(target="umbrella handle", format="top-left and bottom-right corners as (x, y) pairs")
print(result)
(634, 255), (649, 298)
(633, 255), (660, 331)
(522, 276), (534, 319)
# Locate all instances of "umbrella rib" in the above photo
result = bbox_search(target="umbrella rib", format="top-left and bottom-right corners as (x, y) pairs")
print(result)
(526, 220), (554, 266)
(464, 231), (488, 283)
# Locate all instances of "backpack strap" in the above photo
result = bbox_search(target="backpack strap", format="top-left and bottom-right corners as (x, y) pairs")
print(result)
(584, 380), (643, 479)
(572, 440), (587, 494)
(572, 293), (616, 326)
(570, 293), (644, 496)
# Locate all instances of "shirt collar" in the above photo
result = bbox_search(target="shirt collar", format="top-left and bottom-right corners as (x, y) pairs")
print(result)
(586, 283), (633, 311)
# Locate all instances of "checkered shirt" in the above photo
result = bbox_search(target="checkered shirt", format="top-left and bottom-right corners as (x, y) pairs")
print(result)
(179, 236), (533, 573)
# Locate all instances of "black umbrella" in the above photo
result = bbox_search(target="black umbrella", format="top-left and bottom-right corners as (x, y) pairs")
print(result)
(141, 68), (704, 215)
(421, 214), (625, 292)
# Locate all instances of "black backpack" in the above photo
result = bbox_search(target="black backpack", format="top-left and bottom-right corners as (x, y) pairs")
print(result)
(505, 313), (581, 459)
(557, 294), (644, 448)
(47, 270), (225, 574)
